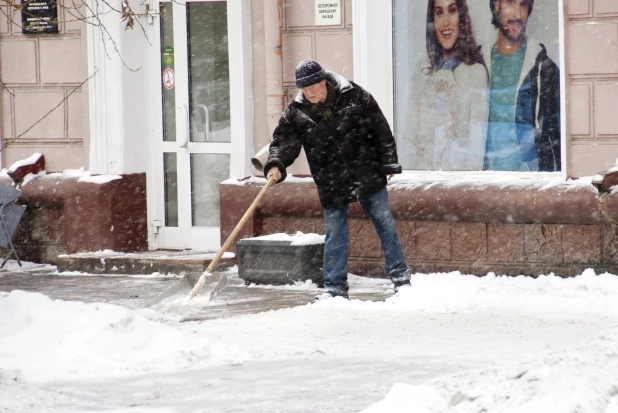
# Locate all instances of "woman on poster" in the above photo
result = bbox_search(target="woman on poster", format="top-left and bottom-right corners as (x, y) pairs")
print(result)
(406, 0), (489, 170)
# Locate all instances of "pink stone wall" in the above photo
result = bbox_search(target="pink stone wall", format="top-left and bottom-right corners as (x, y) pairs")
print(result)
(252, 0), (618, 178)
(251, 0), (352, 176)
(0, 0), (616, 178)
(221, 180), (618, 278)
(0, 1), (89, 172)
(567, 0), (618, 176)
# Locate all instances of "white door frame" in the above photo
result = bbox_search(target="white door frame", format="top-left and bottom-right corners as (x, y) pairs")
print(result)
(146, 0), (254, 250)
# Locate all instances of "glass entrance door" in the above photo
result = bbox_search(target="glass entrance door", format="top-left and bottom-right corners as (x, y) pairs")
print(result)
(155, 0), (231, 250)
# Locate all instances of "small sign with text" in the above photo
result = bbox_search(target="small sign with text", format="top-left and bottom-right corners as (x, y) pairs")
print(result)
(21, 0), (58, 34)
(315, 0), (340, 26)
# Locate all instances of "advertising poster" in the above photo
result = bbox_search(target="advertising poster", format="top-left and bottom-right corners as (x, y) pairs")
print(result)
(394, 0), (561, 172)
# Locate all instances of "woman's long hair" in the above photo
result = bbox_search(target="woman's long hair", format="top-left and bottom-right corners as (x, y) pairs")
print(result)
(425, 0), (487, 74)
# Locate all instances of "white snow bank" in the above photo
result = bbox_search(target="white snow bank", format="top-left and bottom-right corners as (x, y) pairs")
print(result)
(314, 269), (618, 318)
(0, 368), (57, 413)
(361, 323), (618, 413)
(243, 273), (389, 292)
(0, 291), (212, 382)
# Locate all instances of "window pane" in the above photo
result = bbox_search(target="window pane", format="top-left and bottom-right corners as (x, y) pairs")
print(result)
(159, 2), (176, 142)
(393, 0), (561, 172)
(163, 152), (178, 227)
(190, 154), (230, 227)
(187, 2), (230, 143)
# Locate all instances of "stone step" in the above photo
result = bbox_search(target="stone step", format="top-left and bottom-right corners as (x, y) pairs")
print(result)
(56, 250), (236, 276)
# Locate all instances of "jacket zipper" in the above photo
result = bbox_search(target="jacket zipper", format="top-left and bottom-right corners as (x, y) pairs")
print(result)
(315, 104), (357, 199)
(330, 116), (359, 200)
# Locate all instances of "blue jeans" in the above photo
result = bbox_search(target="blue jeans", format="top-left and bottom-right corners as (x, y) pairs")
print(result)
(323, 187), (411, 294)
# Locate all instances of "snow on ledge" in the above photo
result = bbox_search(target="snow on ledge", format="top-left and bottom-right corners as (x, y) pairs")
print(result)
(223, 172), (597, 193)
(7, 153), (43, 172)
(245, 231), (325, 245)
(222, 175), (314, 186)
(77, 171), (122, 184)
(20, 167), (123, 185)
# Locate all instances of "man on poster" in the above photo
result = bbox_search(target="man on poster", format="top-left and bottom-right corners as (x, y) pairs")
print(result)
(484, 0), (561, 172)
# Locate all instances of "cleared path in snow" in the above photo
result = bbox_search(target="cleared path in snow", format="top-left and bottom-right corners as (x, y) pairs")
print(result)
(2, 267), (618, 412)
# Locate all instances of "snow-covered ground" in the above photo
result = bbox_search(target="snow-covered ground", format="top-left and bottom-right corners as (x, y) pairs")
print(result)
(2, 267), (618, 412)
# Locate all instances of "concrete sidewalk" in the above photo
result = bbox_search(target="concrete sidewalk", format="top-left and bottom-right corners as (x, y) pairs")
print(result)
(0, 262), (393, 322)
(55, 250), (237, 276)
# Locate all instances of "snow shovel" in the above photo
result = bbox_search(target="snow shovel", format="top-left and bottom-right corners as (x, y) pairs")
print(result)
(187, 175), (277, 302)
(150, 176), (276, 305)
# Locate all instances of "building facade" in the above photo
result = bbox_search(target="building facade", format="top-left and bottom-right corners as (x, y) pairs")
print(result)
(1, 0), (618, 276)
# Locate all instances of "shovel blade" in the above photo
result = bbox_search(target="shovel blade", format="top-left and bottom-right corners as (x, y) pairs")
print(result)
(151, 271), (230, 306)
(204, 273), (230, 304)
(149, 273), (195, 305)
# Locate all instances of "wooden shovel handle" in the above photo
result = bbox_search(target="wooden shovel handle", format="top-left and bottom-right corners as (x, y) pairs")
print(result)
(205, 175), (277, 273)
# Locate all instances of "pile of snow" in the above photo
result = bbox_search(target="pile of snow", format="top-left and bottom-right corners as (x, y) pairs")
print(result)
(3, 269), (618, 412)
(313, 269), (618, 318)
(291, 232), (325, 245)
(0, 260), (55, 273)
(0, 291), (212, 381)
(0, 368), (57, 413)
(362, 323), (618, 413)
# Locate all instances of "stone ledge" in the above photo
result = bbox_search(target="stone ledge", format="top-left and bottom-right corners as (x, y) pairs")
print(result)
(220, 176), (618, 277)
(56, 251), (235, 276)
(1, 173), (148, 263)
(223, 176), (611, 225)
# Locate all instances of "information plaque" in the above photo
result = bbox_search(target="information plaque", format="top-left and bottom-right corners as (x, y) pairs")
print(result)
(21, 0), (59, 34)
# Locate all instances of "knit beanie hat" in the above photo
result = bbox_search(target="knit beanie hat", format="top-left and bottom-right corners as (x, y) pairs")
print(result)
(295, 60), (326, 88)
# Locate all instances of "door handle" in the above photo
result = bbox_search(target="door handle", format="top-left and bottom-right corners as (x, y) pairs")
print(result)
(194, 104), (211, 141)
(177, 104), (189, 148)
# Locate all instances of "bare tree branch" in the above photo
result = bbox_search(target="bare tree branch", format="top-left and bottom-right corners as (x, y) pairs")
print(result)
(0, 78), (15, 97)
(1, 70), (98, 152)
(83, 0), (142, 72)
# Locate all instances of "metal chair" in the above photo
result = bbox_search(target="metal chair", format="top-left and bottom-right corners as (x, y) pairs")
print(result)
(0, 183), (26, 268)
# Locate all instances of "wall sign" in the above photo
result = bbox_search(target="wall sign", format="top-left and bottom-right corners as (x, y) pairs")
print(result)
(21, 0), (59, 34)
(163, 68), (175, 90)
(315, 0), (340, 26)
(163, 46), (174, 65)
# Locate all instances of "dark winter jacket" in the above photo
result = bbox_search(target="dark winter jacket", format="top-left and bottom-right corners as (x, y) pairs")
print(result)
(487, 38), (561, 172)
(264, 71), (402, 210)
